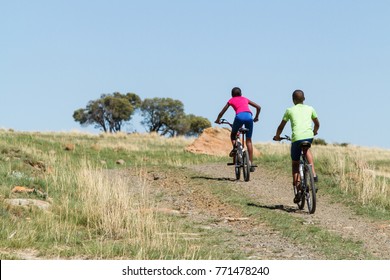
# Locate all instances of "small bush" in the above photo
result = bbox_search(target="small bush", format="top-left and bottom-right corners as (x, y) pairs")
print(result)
(313, 138), (327, 146)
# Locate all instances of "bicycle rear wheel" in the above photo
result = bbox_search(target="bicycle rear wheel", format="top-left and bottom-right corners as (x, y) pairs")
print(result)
(242, 151), (250, 182)
(304, 164), (316, 214)
(234, 152), (241, 180)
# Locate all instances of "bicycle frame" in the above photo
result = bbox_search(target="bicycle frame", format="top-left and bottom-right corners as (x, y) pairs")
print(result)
(299, 145), (310, 185)
(235, 127), (247, 154)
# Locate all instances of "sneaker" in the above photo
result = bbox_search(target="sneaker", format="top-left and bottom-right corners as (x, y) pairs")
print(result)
(314, 175), (318, 183)
(293, 192), (302, 203)
(229, 148), (237, 157)
(250, 166), (255, 172)
(294, 182), (302, 203)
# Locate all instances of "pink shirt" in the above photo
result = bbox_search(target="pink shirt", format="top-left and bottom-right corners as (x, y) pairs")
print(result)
(228, 96), (251, 114)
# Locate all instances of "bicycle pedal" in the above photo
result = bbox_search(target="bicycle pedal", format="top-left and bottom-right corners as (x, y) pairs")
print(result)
(227, 163), (235, 166)
(251, 164), (258, 167)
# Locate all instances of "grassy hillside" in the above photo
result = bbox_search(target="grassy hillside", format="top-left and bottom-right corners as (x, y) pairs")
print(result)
(0, 130), (218, 259)
(1, 130), (389, 259)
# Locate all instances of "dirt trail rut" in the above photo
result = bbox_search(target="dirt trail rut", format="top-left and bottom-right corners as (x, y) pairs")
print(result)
(187, 163), (390, 259)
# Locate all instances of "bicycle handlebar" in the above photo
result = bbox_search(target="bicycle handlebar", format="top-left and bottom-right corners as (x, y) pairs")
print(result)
(219, 118), (232, 127)
(276, 135), (291, 141)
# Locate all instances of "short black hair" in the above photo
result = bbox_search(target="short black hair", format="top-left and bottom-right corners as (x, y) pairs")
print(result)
(292, 89), (305, 103)
(231, 87), (242, 97)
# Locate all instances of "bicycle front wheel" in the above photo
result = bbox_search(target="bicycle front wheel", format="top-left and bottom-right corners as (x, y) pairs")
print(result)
(304, 164), (316, 214)
(242, 151), (250, 182)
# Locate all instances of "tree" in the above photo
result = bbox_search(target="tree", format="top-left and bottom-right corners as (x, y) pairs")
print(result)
(140, 98), (211, 137)
(187, 114), (211, 136)
(73, 92), (141, 132)
(140, 97), (185, 136)
(177, 114), (211, 137)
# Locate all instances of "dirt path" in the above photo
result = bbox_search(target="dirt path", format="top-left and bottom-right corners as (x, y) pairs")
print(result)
(146, 163), (390, 259)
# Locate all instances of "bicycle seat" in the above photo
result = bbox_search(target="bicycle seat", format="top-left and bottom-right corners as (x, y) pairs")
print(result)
(300, 141), (312, 148)
(238, 127), (249, 134)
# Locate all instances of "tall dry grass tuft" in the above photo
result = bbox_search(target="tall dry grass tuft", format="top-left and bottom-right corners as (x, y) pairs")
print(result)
(74, 161), (194, 258)
(315, 145), (390, 209)
(77, 163), (134, 238)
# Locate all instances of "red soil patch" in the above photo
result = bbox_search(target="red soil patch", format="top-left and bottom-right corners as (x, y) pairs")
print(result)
(185, 127), (260, 157)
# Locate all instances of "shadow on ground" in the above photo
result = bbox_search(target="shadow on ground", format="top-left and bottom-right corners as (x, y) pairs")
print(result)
(191, 176), (236, 182)
(247, 202), (298, 213)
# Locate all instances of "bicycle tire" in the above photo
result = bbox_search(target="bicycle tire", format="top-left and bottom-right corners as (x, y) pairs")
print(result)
(304, 164), (316, 214)
(234, 152), (241, 180)
(242, 151), (250, 182)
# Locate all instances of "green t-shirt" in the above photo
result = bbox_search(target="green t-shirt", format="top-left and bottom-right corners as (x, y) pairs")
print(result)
(283, 104), (318, 142)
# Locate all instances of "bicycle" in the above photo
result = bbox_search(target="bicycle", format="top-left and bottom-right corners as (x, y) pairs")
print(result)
(279, 135), (317, 214)
(219, 119), (254, 182)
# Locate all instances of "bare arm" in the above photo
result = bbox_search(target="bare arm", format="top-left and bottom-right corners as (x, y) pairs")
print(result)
(249, 100), (261, 122)
(313, 118), (320, 136)
(215, 103), (230, 124)
(273, 120), (287, 141)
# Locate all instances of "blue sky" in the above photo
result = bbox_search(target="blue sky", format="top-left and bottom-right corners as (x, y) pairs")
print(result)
(1, 0), (389, 149)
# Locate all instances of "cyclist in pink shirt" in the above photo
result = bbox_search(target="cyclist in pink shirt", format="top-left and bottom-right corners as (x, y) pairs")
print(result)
(215, 87), (261, 171)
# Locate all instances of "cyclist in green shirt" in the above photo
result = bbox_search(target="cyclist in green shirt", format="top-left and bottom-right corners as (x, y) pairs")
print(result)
(273, 90), (320, 201)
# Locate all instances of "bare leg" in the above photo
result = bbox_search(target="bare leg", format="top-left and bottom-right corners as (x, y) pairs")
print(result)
(292, 160), (300, 187)
(230, 132), (236, 148)
(292, 160), (302, 202)
(229, 132), (236, 160)
(246, 138), (253, 163)
(305, 149), (317, 178)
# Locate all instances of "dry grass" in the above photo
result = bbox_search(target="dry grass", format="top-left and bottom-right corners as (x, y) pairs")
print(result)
(317, 145), (390, 208)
